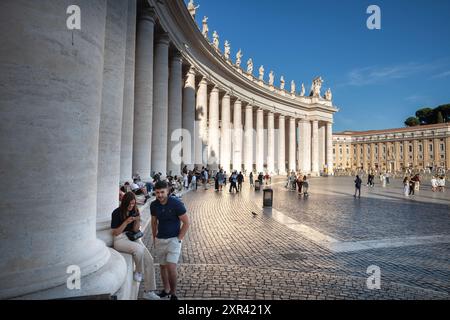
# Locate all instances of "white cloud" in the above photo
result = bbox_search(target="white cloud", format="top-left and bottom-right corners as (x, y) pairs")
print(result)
(340, 61), (446, 87)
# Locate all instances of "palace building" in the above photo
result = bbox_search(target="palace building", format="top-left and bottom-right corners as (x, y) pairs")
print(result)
(333, 123), (450, 173)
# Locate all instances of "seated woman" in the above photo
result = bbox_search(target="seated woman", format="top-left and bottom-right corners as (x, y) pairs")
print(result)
(111, 192), (160, 300)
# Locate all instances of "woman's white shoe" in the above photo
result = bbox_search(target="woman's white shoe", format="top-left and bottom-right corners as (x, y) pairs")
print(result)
(142, 291), (161, 300)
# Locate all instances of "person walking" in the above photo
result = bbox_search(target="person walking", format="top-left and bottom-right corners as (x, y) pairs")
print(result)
(438, 175), (446, 192)
(302, 175), (309, 197)
(409, 177), (415, 196)
(237, 171), (244, 192)
(151, 181), (190, 301)
(229, 171), (238, 193)
(354, 175), (362, 198)
(296, 173), (303, 195)
(249, 172), (254, 187)
(431, 175), (438, 192)
(217, 169), (225, 192)
(403, 177), (410, 197)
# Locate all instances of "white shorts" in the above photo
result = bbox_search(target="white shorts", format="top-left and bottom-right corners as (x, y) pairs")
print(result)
(155, 237), (182, 265)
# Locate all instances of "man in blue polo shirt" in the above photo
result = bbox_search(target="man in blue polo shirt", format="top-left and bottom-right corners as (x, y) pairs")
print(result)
(151, 180), (190, 300)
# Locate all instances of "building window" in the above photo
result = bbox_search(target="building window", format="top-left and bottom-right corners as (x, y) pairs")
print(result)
(441, 155), (445, 159)
(429, 144), (433, 152)
(440, 144), (444, 152)
(409, 145), (413, 153)
(419, 144), (422, 152)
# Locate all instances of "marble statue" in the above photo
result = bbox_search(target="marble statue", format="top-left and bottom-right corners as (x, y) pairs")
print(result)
(268, 71), (274, 86)
(212, 31), (219, 50)
(188, 0), (199, 19)
(259, 65), (265, 80)
(324, 88), (332, 101)
(300, 83), (305, 96)
(236, 49), (243, 67)
(202, 16), (209, 37)
(310, 76), (323, 97)
(280, 76), (285, 90)
(290, 80), (296, 94)
(247, 58), (253, 74)
(224, 40), (230, 59)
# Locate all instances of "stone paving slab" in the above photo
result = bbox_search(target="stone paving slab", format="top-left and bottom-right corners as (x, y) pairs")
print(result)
(140, 176), (450, 300)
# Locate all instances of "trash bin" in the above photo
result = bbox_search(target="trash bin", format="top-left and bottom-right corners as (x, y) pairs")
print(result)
(255, 180), (260, 191)
(263, 188), (273, 207)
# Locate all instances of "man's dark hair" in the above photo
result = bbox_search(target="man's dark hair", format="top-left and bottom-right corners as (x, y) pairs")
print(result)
(154, 180), (169, 190)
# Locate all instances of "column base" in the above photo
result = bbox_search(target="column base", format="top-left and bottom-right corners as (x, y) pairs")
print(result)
(11, 248), (127, 300)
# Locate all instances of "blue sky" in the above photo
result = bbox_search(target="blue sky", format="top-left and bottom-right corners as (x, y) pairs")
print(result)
(186, 0), (450, 132)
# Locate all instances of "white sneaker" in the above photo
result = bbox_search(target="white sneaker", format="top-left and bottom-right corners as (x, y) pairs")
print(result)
(142, 291), (161, 300)
(133, 272), (143, 282)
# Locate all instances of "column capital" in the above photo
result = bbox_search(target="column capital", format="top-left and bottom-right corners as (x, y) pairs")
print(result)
(156, 33), (170, 46)
(172, 51), (183, 63)
(279, 114), (286, 119)
(186, 65), (196, 76)
(211, 85), (219, 93)
(245, 104), (253, 111)
(199, 76), (208, 85)
(138, 7), (156, 23)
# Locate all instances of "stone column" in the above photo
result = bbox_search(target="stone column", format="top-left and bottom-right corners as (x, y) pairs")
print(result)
(97, 0), (129, 245)
(394, 141), (401, 172)
(326, 122), (334, 175)
(318, 122), (326, 173)
(267, 112), (275, 174)
(195, 77), (208, 167)
(182, 66), (196, 169)
(244, 104), (254, 173)
(299, 119), (311, 173)
(356, 144), (362, 170)
(220, 94), (232, 172)
(120, 0), (137, 182)
(256, 109), (265, 173)
(167, 53), (183, 176)
(232, 99), (242, 172)
(363, 144), (368, 172)
(0, 0), (124, 299)
(433, 138), (440, 168)
(289, 117), (296, 172)
(208, 86), (220, 169)
(446, 137), (450, 170)
(370, 143), (376, 171)
(311, 120), (319, 175)
(421, 139), (426, 168)
(297, 120), (303, 171)
(151, 33), (170, 176)
(405, 140), (411, 168)
(133, 7), (155, 180)
(278, 115), (286, 174)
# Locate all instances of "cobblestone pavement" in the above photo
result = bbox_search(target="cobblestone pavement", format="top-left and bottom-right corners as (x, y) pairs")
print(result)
(140, 176), (450, 300)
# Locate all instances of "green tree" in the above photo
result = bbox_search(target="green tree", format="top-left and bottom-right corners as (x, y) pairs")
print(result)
(434, 104), (450, 122)
(415, 107), (434, 124)
(436, 111), (444, 123)
(404, 116), (420, 127)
